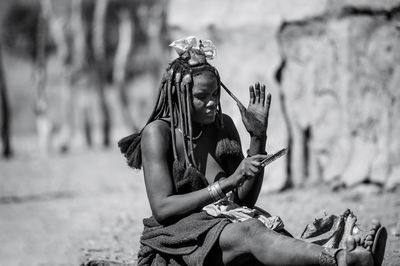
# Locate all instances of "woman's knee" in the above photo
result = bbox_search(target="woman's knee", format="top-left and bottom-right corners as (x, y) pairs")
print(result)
(239, 219), (268, 239)
(218, 219), (270, 264)
(222, 219), (268, 248)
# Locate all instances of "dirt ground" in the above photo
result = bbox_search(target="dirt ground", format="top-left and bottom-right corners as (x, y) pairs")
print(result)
(0, 142), (399, 266)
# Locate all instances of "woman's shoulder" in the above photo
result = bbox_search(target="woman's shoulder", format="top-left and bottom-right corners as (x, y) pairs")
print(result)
(221, 113), (236, 128)
(219, 113), (239, 138)
(144, 118), (170, 131)
(141, 119), (171, 148)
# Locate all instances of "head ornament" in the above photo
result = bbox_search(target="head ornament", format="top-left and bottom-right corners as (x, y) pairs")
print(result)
(169, 36), (216, 65)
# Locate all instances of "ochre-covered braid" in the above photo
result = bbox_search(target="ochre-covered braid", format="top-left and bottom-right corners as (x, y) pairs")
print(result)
(176, 77), (190, 167)
(166, 77), (178, 162)
(185, 83), (197, 169)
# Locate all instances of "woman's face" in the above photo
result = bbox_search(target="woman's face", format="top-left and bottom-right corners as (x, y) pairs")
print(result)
(191, 71), (219, 125)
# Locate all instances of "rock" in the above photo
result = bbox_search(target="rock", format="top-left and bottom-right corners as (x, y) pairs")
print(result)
(385, 166), (400, 191)
(262, 158), (288, 192)
(278, 6), (400, 188)
(323, 138), (352, 182)
(370, 152), (390, 185)
(389, 222), (400, 236)
(169, 0), (329, 29)
(349, 183), (382, 195)
(342, 137), (375, 187)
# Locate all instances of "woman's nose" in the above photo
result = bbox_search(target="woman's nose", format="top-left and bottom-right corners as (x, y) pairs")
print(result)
(206, 98), (217, 108)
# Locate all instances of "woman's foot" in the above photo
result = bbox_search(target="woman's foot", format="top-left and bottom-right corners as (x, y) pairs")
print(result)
(356, 219), (381, 251)
(337, 236), (373, 266)
(336, 220), (387, 266)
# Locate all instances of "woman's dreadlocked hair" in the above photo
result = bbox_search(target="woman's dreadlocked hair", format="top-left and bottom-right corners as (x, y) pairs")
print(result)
(118, 57), (223, 169)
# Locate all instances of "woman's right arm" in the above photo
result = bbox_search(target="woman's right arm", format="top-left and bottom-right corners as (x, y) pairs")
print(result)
(141, 121), (264, 225)
(141, 121), (226, 224)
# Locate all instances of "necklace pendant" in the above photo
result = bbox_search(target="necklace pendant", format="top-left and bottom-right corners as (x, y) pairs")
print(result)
(178, 128), (203, 141)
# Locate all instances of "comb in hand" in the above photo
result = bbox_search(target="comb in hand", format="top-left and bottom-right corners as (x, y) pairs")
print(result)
(260, 148), (287, 167)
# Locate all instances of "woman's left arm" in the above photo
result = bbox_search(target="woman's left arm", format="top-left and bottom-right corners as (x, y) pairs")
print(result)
(236, 134), (266, 207)
(235, 82), (271, 207)
(221, 114), (267, 207)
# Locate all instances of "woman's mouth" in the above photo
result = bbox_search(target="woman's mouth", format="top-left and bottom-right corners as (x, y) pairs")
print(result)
(205, 110), (216, 117)
(206, 108), (216, 114)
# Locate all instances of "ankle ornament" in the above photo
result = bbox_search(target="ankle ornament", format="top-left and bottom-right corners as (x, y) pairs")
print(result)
(319, 247), (341, 266)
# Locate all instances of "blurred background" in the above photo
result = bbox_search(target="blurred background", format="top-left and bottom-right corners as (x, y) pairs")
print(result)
(0, 0), (399, 265)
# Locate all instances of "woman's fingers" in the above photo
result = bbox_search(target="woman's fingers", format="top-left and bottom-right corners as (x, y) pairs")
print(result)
(265, 92), (272, 111)
(248, 82), (270, 107)
(250, 154), (269, 161)
(255, 82), (260, 103)
(250, 159), (268, 169)
(249, 85), (255, 105)
(251, 160), (262, 167)
(260, 84), (266, 105)
(238, 154), (268, 181)
(245, 165), (262, 177)
(242, 167), (259, 176)
(246, 157), (267, 173)
(249, 164), (260, 173)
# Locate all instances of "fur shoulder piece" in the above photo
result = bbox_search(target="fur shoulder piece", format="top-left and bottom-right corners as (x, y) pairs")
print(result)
(117, 132), (142, 169)
(215, 137), (242, 160)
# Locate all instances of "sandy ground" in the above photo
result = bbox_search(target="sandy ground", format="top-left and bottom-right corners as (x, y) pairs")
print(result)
(0, 144), (399, 266)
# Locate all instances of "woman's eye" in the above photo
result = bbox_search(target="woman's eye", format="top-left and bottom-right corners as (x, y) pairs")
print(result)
(195, 94), (206, 100)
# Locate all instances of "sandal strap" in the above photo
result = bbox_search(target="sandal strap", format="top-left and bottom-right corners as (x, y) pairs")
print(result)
(319, 247), (341, 266)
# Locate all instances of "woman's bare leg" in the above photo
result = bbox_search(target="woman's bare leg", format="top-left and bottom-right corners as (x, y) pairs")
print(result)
(216, 218), (380, 266)
(218, 219), (321, 265)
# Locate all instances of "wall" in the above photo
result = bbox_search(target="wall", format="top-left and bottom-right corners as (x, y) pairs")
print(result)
(168, 0), (400, 191)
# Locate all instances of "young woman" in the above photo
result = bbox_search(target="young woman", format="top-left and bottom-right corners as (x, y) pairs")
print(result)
(118, 37), (385, 266)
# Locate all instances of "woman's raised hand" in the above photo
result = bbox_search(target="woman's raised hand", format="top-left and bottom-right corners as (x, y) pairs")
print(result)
(237, 82), (271, 137)
(232, 154), (268, 187)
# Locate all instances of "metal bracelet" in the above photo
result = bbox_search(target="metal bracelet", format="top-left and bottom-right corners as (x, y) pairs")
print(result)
(214, 180), (226, 199)
(207, 183), (219, 202)
(207, 181), (226, 202)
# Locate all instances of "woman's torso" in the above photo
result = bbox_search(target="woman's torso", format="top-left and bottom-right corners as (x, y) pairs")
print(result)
(156, 115), (242, 192)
